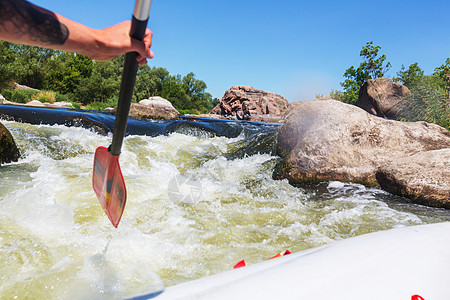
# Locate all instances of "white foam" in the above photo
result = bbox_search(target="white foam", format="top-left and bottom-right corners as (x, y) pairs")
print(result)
(0, 122), (445, 298)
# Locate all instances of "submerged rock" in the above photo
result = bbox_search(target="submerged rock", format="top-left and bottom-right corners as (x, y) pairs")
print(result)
(210, 85), (288, 122)
(274, 100), (450, 208)
(357, 78), (410, 119)
(376, 149), (450, 209)
(0, 122), (20, 164)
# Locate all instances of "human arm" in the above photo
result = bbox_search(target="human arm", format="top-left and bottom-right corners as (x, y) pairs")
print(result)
(0, 0), (153, 65)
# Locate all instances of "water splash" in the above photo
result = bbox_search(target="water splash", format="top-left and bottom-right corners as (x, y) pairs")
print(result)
(0, 121), (448, 298)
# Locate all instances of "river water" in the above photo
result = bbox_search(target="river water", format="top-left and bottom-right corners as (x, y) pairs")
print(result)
(0, 107), (449, 299)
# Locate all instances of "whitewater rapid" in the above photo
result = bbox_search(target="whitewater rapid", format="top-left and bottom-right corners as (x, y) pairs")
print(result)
(0, 121), (448, 299)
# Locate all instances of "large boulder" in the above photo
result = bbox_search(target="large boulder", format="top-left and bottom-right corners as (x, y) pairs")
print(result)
(282, 101), (311, 120)
(0, 122), (20, 164)
(376, 149), (450, 209)
(210, 86), (288, 122)
(357, 78), (410, 119)
(274, 100), (450, 207)
(139, 96), (176, 110)
(112, 97), (180, 120)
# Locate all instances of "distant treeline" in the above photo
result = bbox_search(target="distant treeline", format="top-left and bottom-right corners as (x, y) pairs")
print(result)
(0, 41), (218, 114)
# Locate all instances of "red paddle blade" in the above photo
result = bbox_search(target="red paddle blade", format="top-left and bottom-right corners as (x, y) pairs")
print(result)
(92, 146), (127, 228)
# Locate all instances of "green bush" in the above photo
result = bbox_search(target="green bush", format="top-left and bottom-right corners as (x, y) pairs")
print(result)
(0, 89), (72, 104)
(55, 93), (70, 102)
(179, 109), (202, 115)
(1, 89), (36, 103)
(34, 91), (56, 103)
(178, 106), (211, 115)
(397, 79), (450, 130)
(85, 96), (118, 111)
(70, 102), (81, 109)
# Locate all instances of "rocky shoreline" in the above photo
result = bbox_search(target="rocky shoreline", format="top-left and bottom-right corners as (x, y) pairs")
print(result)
(1, 79), (449, 208)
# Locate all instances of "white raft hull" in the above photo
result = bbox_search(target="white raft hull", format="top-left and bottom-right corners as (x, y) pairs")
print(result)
(134, 222), (450, 300)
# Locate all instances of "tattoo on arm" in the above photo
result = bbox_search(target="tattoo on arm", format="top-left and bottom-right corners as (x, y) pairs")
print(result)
(0, 0), (69, 45)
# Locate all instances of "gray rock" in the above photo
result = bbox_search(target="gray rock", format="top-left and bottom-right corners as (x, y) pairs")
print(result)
(139, 96), (176, 110)
(376, 149), (450, 209)
(44, 101), (74, 109)
(357, 78), (410, 119)
(0, 122), (20, 164)
(274, 100), (450, 207)
(2, 99), (74, 108)
(210, 86), (289, 122)
(1, 100), (19, 106)
(113, 97), (179, 120)
(13, 82), (38, 91)
(25, 100), (45, 107)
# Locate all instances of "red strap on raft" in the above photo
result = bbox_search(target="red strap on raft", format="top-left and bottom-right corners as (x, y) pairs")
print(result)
(268, 250), (291, 260)
(233, 250), (291, 269)
(411, 295), (425, 300)
(233, 260), (246, 269)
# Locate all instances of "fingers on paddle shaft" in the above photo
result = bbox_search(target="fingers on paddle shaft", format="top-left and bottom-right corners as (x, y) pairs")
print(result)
(93, 146), (127, 228)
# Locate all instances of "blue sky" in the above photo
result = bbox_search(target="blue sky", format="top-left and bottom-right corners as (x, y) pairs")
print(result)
(33, 0), (450, 102)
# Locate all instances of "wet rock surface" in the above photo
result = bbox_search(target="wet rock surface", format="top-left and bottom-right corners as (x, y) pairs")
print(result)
(376, 149), (450, 209)
(275, 100), (450, 208)
(0, 122), (20, 164)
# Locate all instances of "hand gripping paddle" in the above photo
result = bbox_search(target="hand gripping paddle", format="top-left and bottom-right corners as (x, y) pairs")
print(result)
(92, 0), (153, 228)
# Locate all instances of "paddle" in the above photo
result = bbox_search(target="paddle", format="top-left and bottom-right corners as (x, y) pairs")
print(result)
(92, 0), (153, 228)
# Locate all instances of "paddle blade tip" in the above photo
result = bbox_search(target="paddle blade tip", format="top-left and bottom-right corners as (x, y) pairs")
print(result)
(92, 146), (127, 228)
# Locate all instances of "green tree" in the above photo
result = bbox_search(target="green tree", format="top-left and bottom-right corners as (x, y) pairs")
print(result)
(72, 58), (122, 104)
(134, 65), (169, 101)
(433, 58), (450, 92)
(209, 97), (219, 108)
(329, 89), (342, 101)
(0, 43), (215, 113)
(161, 74), (190, 110)
(397, 79), (450, 130)
(340, 41), (392, 105)
(43, 52), (93, 95)
(393, 58), (450, 131)
(9, 44), (57, 89)
(0, 41), (15, 89)
(158, 72), (214, 114)
(393, 62), (424, 88)
(181, 72), (213, 113)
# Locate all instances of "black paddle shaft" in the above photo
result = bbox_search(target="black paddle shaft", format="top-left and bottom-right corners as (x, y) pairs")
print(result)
(110, 6), (151, 156)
